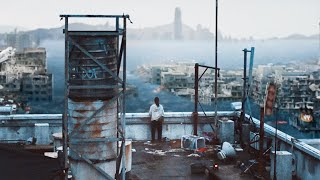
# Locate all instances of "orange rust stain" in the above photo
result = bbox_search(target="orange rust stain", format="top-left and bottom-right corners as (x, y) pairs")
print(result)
(73, 116), (85, 121)
(125, 144), (130, 158)
(74, 123), (80, 129)
(91, 121), (102, 138)
(75, 110), (87, 113)
(83, 101), (93, 106)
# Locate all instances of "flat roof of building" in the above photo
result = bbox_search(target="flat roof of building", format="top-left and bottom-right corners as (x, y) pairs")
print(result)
(129, 140), (260, 180)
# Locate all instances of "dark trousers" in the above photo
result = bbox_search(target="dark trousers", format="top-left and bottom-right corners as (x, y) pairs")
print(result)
(151, 119), (163, 141)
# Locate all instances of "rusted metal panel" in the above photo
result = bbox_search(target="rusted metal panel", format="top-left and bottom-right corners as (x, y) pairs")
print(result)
(69, 99), (117, 160)
(68, 34), (118, 100)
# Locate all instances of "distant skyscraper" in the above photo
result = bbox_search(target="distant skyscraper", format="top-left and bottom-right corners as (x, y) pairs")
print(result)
(174, 7), (183, 40)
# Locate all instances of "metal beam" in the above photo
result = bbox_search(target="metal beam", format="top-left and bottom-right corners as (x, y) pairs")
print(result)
(121, 17), (127, 180)
(66, 31), (123, 36)
(194, 63), (199, 135)
(70, 137), (121, 144)
(62, 16), (69, 180)
(117, 37), (124, 75)
(60, 14), (129, 18)
(69, 85), (121, 90)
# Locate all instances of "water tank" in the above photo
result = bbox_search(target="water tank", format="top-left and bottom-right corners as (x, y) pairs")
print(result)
(68, 100), (117, 160)
(69, 35), (118, 100)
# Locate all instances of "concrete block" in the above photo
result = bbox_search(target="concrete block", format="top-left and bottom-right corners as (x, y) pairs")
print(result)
(52, 132), (62, 151)
(242, 123), (251, 145)
(34, 123), (50, 145)
(270, 151), (292, 180)
(218, 120), (234, 143)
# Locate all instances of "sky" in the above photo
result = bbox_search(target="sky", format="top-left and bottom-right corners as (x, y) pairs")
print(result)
(0, 0), (319, 39)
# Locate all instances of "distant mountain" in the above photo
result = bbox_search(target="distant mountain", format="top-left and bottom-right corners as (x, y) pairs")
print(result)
(25, 22), (214, 41)
(127, 23), (214, 40)
(276, 33), (318, 40)
(0, 23), (318, 43)
(0, 25), (28, 33)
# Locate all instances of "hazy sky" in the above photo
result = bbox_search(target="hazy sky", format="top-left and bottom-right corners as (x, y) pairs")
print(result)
(1, 0), (319, 39)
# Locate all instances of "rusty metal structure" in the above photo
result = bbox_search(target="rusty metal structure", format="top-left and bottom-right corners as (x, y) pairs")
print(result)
(60, 14), (130, 180)
(193, 63), (219, 135)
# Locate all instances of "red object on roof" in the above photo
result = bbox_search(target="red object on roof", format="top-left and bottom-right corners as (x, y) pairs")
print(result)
(196, 147), (208, 153)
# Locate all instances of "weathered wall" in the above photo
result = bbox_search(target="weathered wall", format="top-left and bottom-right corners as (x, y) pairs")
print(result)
(247, 114), (320, 180)
(0, 112), (319, 180)
(0, 114), (61, 143)
(125, 112), (235, 140)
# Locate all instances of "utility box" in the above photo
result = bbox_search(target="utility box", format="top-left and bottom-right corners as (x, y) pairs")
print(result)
(218, 120), (234, 143)
(34, 123), (50, 145)
(242, 123), (251, 145)
(270, 151), (293, 180)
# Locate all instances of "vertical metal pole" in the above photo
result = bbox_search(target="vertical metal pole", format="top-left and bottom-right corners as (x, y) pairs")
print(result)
(214, 0), (218, 126)
(259, 106), (265, 177)
(194, 63), (199, 135)
(239, 49), (247, 144)
(242, 49), (247, 118)
(121, 16), (127, 180)
(318, 21), (320, 61)
(274, 110), (278, 180)
(63, 16), (69, 180)
(116, 17), (120, 72)
(116, 17), (120, 157)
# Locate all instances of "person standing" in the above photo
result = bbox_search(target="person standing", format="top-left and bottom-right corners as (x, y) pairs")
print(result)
(149, 97), (164, 142)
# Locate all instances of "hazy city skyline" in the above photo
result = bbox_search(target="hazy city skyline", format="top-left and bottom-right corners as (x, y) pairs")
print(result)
(0, 0), (319, 39)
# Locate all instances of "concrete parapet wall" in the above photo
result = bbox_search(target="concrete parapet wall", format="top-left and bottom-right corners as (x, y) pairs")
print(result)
(0, 114), (62, 143)
(125, 111), (236, 140)
(246, 114), (320, 180)
(0, 112), (319, 180)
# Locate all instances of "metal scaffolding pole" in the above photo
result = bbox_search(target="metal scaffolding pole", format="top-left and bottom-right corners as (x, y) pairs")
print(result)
(214, 0), (219, 127)
(62, 16), (69, 180)
(194, 63), (199, 135)
(194, 64), (220, 134)
(121, 16), (127, 180)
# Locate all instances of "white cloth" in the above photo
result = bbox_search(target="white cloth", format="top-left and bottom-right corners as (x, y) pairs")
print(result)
(149, 104), (164, 121)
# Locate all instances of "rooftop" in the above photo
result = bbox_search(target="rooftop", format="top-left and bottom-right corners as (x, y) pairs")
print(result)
(129, 140), (259, 180)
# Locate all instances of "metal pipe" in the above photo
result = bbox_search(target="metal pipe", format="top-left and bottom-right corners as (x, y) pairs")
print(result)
(214, 0), (218, 127)
(121, 17), (127, 180)
(239, 49), (248, 144)
(116, 17), (120, 158)
(62, 16), (69, 180)
(60, 14), (129, 18)
(242, 49), (248, 119)
(319, 21), (320, 61)
(198, 64), (217, 69)
(198, 67), (208, 81)
(259, 106), (265, 177)
(194, 63), (199, 135)
(274, 109), (278, 180)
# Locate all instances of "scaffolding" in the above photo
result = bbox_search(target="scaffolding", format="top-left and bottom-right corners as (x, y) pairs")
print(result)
(60, 14), (130, 180)
(193, 63), (220, 135)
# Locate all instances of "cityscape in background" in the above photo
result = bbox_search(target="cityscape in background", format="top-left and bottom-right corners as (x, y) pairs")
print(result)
(0, 1), (319, 179)
(0, 6), (319, 128)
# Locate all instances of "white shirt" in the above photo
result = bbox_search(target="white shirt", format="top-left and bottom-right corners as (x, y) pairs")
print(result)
(149, 104), (164, 121)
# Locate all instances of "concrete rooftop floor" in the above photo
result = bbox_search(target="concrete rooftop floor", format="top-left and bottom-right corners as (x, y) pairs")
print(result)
(128, 140), (262, 180)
